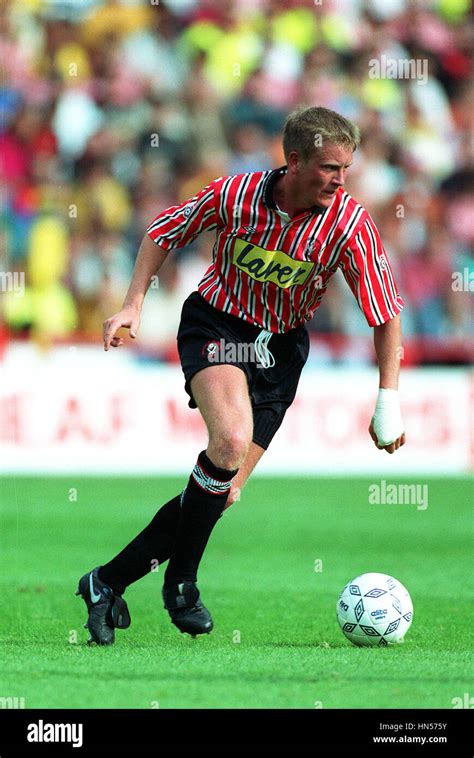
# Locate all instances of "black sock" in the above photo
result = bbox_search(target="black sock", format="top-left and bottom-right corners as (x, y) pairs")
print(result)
(98, 495), (182, 594)
(164, 451), (237, 587)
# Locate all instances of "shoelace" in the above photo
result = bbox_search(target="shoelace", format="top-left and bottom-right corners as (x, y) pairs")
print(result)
(254, 329), (275, 369)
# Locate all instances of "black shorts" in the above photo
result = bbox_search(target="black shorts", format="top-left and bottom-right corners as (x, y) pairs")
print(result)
(177, 292), (310, 449)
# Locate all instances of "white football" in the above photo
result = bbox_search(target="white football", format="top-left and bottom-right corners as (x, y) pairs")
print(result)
(336, 572), (413, 647)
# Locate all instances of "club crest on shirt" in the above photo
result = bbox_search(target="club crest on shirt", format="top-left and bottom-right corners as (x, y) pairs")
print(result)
(232, 238), (314, 288)
(304, 237), (321, 260)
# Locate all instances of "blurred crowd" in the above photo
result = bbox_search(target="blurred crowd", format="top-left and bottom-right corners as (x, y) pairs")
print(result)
(1, 0), (472, 363)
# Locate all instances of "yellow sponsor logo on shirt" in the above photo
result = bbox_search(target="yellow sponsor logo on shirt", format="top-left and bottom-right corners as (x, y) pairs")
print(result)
(233, 238), (314, 288)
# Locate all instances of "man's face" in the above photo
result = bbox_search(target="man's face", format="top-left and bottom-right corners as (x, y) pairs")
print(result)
(289, 143), (354, 209)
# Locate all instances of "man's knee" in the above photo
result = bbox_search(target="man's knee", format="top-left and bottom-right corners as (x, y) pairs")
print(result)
(208, 429), (251, 470)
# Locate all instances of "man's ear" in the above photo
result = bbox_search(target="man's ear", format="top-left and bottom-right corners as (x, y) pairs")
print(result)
(287, 150), (302, 174)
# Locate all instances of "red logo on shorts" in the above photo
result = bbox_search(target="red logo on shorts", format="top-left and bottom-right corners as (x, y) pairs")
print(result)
(201, 340), (219, 359)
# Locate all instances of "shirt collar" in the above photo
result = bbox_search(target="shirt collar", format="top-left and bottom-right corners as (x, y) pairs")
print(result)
(263, 165), (288, 210)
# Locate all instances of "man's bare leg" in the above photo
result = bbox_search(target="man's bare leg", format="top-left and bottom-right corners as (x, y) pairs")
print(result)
(191, 364), (254, 469)
(225, 441), (266, 509)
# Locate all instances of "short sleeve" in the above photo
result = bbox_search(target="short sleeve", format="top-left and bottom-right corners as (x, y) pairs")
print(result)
(339, 214), (404, 326)
(146, 177), (225, 251)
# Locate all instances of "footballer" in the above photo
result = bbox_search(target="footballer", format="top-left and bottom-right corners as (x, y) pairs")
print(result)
(76, 106), (405, 644)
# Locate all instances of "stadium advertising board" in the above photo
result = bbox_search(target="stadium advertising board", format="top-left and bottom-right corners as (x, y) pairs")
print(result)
(1, 346), (471, 475)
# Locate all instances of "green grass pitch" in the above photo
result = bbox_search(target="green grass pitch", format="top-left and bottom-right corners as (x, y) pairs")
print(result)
(1, 475), (472, 709)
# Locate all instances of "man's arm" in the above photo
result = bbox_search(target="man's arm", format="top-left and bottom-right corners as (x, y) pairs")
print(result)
(374, 312), (402, 390)
(338, 214), (405, 455)
(370, 313), (406, 454)
(103, 234), (168, 351)
(103, 178), (222, 351)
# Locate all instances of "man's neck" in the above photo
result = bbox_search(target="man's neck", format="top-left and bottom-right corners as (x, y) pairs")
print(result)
(273, 174), (310, 218)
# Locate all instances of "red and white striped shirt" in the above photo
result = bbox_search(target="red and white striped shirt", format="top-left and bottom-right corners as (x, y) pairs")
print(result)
(147, 167), (403, 333)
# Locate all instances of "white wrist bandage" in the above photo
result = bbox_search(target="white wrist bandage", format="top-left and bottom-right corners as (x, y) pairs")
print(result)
(371, 388), (404, 447)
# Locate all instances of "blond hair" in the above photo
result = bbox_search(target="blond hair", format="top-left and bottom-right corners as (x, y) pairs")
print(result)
(282, 106), (360, 162)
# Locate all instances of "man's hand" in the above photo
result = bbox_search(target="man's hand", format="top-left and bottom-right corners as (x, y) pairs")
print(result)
(102, 235), (167, 351)
(369, 421), (406, 454)
(103, 307), (141, 351)
(369, 387), (406, 454)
